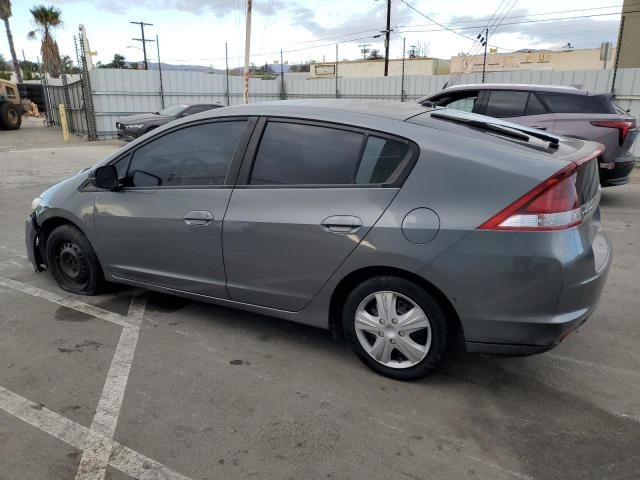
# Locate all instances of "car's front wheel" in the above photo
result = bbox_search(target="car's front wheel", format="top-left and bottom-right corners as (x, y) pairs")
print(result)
(45, 224), (103, 295)
(343, 276), (449, 380)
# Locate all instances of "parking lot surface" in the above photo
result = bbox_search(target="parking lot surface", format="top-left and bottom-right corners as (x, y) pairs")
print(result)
(1, 123), (639, 480)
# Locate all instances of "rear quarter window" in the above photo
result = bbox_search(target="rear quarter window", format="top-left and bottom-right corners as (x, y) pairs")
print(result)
(538, 93), (615, 114)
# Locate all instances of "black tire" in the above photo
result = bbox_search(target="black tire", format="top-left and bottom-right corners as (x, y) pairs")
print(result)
(45, 225), (103, 295)
(343, 276), (449, 381)
(0, 102), (22, 130)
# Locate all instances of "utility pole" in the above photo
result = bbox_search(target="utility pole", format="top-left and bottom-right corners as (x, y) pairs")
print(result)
(243, 0), (253, 104)
(401, 37), (406, 102)
(225, 42), (230, 106)
(130, 21), (154, 70)
(358, 43), (371, 59)
(480, 28), (489, 83)
(335, 43), (339, 98)
(611, 15), (625, 94)
(156, 34), (165, 109)
(280, 49), (285, 100)
(384, 0), (391, 76)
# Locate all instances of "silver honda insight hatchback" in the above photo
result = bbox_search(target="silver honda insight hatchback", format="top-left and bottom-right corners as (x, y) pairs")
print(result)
(26, 100), (611, 380)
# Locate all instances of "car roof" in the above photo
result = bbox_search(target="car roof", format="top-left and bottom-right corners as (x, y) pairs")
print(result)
(425, 83), (592, 97)
(198, 99), (428, 122)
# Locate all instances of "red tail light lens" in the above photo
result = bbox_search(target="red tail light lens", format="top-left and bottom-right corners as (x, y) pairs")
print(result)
(591, 120), (636, 145)
(479, 146), (603, 231)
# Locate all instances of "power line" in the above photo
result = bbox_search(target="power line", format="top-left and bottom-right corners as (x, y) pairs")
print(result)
(399, 0), (515, 51)
(396, 3), (640, 29)
(397, 10), (633, 34)
(447, 0), (515, 86)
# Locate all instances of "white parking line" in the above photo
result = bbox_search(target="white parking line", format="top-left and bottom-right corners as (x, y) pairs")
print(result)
(0, 385), (193, 480)
(0, 276), (135, 328)
(76, 294), (146, 480)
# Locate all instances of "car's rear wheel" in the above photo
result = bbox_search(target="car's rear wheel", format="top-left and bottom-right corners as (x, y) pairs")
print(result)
(0, 102), (22, 130)
(343, 276), (449, 380)
(45, 225), (103, 295)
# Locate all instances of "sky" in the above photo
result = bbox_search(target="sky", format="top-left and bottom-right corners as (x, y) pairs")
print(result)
(0, 0), (625, 69)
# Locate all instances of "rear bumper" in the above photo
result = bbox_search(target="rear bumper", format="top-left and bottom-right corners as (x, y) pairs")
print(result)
(600, 157), (637, 186)
(423, 222), (612, 355)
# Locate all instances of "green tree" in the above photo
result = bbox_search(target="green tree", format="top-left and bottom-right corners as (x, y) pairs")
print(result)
(61, 54), (80, 74)
(27, 4), (62, 78)
(0, 0), (22, 82)
(109, 53), (127, 69)
(0, 53), (11, 79)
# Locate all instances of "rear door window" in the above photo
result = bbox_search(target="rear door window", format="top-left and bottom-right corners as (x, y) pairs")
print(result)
(249, 122), (364, 185)
(538, 93), (615, 114)
(484, 91), (529, 118)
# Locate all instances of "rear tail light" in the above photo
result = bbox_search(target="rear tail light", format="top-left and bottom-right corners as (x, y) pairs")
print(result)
(478, 146), (603, 231)
(591, 119), (636, 145)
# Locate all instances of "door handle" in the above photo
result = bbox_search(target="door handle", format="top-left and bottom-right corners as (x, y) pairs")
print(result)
(321, 215), (363, 234)
(184, 210), (214, 226)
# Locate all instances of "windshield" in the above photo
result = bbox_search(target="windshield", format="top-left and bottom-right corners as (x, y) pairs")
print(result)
(158, 104), (188, 116)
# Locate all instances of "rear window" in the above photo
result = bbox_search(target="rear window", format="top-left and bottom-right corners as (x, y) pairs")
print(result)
(538, 93), (615, 114)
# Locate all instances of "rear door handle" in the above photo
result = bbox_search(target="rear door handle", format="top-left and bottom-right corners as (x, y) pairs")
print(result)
(321, 215), (363, 234)
(184, 210), (214, 226)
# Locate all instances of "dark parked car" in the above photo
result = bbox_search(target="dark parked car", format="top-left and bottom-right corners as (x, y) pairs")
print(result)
(26, 101), (610, 380)
(419, 84), (638, 186)
(116, 103), (223, 141)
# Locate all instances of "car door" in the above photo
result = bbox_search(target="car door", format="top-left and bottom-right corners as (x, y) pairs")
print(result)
(222, 118), (416, 311)
(93, 117), (254, 297)
(483, 90), (556, 131)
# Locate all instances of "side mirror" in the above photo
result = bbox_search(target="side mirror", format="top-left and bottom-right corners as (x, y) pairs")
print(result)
(94, 165), (119, 190)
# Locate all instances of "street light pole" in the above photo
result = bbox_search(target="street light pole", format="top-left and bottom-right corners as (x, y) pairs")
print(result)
(130, 21), (154, 70)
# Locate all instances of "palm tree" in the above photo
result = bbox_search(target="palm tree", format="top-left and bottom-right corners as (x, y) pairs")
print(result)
(27, 4), (62, 78)
(0, 0), (22, 83)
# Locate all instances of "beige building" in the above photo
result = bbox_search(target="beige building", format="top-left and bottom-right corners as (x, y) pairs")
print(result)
(309, 57), (450, 78)
(450, 47), (617, 74)
(619, 0), (640, 68)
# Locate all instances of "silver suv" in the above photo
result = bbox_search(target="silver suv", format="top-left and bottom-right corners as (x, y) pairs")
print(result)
(25, 101), (610, 380)
(419, 84), (638, 186)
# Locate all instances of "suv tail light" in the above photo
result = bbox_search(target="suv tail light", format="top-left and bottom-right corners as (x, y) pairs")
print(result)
(478, 147), (603, 231)
(591, 119), (636, 145)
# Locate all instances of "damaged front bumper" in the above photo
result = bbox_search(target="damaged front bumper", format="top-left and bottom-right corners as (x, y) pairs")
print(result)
(25, 214), (45, 272)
